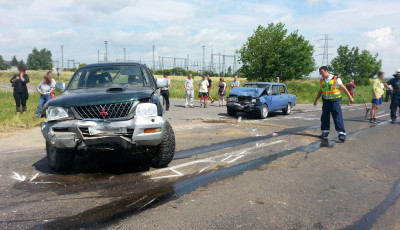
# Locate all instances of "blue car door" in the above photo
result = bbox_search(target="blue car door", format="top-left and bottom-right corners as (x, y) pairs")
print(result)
(279, 85), (290, 107)
(270, 85), (281, 111)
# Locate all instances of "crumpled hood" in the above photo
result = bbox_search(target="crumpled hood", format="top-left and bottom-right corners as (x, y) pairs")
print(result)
(46, 87), (153, 108)
(229, 87), (265, 98)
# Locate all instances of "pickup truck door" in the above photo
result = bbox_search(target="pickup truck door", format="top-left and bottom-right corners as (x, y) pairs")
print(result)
(270, 85), (281, 111)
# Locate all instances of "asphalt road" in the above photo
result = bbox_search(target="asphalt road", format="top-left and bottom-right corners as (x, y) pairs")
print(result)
(0, 99), (399, 230)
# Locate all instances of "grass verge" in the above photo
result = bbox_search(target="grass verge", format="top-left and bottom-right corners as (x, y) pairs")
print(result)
(0, 91), (45, 132)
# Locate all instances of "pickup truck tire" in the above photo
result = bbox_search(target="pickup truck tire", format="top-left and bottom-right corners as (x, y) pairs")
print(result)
(227, 108), (237, 117)
(46, 142), (75, 172)
(147, 122), (175, 168)
(282, 103), (292, 115)
(258, 104), (269, 119)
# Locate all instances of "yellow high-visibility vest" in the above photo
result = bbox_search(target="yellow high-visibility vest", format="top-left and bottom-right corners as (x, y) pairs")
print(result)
(320, 76), (342, 100)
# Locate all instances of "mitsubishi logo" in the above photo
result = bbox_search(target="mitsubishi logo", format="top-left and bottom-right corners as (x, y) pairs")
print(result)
(99, 108), (108, 116)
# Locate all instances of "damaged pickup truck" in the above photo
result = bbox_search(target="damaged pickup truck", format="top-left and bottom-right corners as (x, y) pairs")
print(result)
(41, 62), (175, 172)
(226, 82), (296, 119)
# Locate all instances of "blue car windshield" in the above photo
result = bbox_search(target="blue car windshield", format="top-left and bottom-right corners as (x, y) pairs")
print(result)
(68, 66), (153, 90)
(243, 84), (270, 89)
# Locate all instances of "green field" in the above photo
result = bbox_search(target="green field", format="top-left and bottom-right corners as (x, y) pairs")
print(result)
(0, 70), (379, 132)
(0, 91), (45, 132)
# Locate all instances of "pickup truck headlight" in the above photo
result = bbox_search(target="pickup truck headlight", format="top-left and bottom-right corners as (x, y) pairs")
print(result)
(46, 106), (74, 121)
(228, 96), (238, 102)
(135, 103), (158, 117)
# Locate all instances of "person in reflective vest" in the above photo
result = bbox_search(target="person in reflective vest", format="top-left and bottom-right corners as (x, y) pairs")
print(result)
(313, 66), (354, 142)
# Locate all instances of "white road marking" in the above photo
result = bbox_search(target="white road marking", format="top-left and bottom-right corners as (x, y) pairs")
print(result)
(227, 155), (244, 164)
(29, 173), (39, 182)
(11, 172), (26, 182)
(145, 140), (285, 178)
(127, 196), (148, 208)
(138, 198), (156, 210)
(1, 148), (41, 154)
(221, 155), (233, 162)
(30, 182), (58, 184)
(169, 168), (183, 176)
(377, 121), (391, 126)
(376, 113), (390, 118)
(197, 166), (210, 174)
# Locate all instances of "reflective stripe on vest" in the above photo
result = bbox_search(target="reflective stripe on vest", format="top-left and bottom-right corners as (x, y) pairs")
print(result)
(320, 76), (342, 100)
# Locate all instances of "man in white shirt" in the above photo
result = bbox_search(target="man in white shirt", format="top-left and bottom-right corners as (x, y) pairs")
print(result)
(184, 73), (194, 108)
(313, 66), (354, 142)
(160, 74), (171, 111)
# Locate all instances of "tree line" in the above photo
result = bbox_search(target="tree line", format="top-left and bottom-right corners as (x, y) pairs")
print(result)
(0, 48), (53, 71)
(237, 22), (382, 86)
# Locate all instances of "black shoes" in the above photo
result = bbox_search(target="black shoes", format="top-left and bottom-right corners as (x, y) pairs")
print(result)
(319, 132), (329, 139)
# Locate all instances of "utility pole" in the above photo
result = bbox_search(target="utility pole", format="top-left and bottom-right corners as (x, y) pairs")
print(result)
(123, 48), (126, 61)
(61, 45), (64, 70)
(318, 34), (333, 67)
(152, 45), (155, 70)
(104, 41), (108, 62)
(202, 46), (205, 74)
(97, 50), (100, 62)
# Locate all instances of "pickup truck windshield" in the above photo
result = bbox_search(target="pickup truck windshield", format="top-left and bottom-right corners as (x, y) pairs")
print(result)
(68, 66), (153, 89)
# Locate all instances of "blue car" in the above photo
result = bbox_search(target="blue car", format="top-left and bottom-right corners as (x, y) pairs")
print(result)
(226, 82), (296, 119)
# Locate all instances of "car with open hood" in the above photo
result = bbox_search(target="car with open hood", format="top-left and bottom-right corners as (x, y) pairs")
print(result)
(226, 82), (296, 119)
(40, 62), (175, 172)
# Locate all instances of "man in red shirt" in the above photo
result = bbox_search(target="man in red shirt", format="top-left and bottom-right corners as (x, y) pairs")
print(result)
(346, 79), (356, 105)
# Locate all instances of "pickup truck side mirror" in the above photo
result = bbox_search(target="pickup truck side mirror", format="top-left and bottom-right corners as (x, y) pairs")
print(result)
(156, 78), (168, 89)
(55, 82), (66, 93)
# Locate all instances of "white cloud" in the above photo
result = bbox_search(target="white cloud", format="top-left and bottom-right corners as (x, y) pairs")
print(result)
(364, 27), (396, 50)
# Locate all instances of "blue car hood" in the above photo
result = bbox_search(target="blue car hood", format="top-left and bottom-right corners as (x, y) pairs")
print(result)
(229, 87), (265, 97)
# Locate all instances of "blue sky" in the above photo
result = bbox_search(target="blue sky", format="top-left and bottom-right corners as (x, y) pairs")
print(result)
(0, 0), (399, 76)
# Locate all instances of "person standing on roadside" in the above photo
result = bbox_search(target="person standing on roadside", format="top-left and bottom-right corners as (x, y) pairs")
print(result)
(184, 73), (194, 108)
(35, 75), (53, 117)
(346, 79), (356, 106)
(160, 74), (171, 111)
(218, 78), (227, 107)
(207, 75), (215, 104)
(370, 72), (386, 123)
(384, 69), (400, 123)
(231, 75), (240, 88)
(10, 66), (30, 115)
(313, 66), (354, 142)
(46, 71), (56, 99)
(198, 75), (209, 108)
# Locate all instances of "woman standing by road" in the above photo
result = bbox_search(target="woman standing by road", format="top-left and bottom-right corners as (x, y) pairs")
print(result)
(10, 66), (30, 115)
(35, 75), (53, 117)
(218, 78), (226, 107)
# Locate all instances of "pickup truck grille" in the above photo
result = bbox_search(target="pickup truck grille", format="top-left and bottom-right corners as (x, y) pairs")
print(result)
(73, 102), (134, 119)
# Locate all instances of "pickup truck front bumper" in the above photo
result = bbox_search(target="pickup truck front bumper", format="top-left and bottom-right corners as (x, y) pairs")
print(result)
(41, 116), (167, 150)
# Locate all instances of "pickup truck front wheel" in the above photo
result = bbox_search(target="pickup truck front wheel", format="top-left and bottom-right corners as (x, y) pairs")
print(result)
(46, 142), (75, 172)
(146, 122), (175, 168)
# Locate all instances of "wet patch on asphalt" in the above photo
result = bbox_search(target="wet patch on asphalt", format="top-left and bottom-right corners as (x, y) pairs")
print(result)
(29, 139), (333, 230)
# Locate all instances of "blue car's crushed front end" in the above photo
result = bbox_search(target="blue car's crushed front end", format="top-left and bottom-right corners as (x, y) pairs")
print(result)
(226, 87), (265, 114)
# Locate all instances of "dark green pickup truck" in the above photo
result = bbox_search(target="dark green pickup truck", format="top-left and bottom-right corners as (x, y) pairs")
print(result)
(41, 62), (175, 172)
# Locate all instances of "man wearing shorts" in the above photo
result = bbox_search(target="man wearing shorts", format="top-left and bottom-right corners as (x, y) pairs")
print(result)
(370, 72), (385, 123)
(198, 75), (209, 108)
